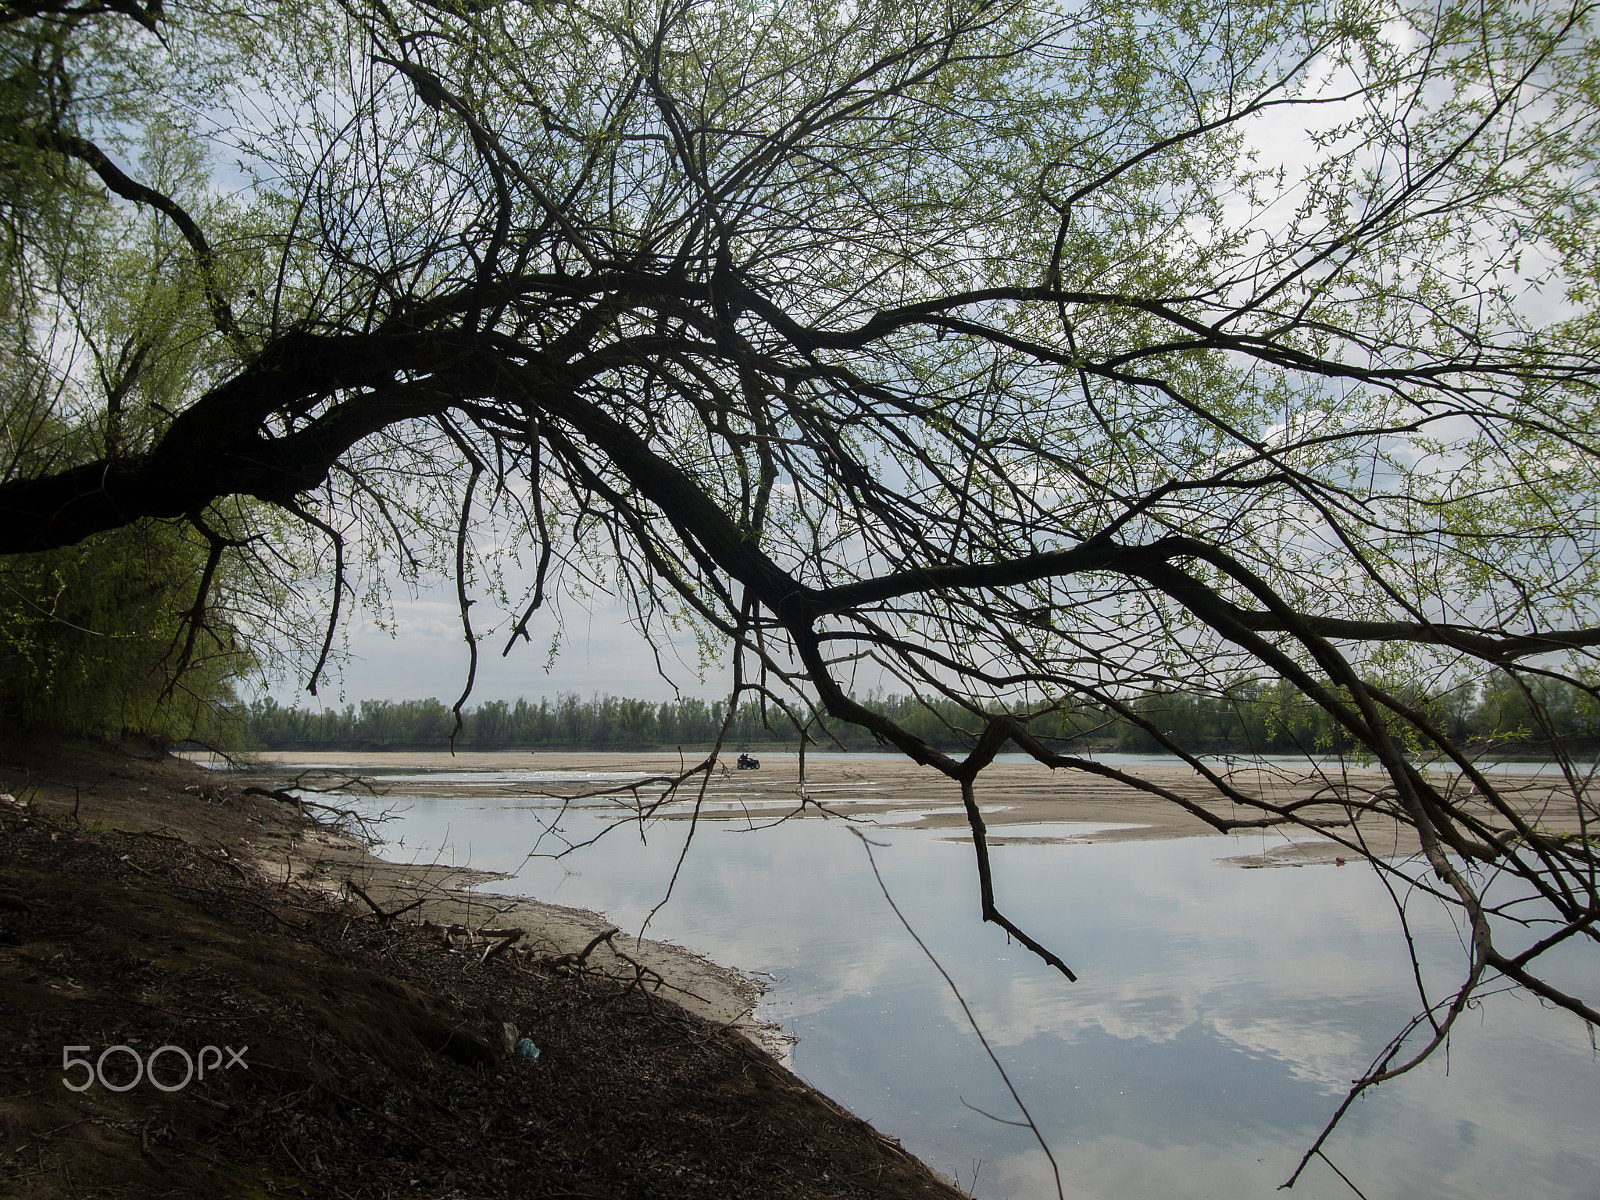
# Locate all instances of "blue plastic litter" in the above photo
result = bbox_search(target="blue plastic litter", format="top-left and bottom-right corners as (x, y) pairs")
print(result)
(515, 1037), (541, 1061)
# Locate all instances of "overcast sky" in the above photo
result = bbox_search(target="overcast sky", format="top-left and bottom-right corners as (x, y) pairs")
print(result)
(263, 577), (736, 709)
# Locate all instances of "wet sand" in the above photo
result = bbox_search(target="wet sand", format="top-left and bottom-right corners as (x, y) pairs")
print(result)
(247, 748), (1311, 838)
(219, 761), (776, 1051)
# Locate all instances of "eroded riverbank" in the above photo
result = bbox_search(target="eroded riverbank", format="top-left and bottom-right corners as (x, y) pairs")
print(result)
(1, 739), (968, 1199)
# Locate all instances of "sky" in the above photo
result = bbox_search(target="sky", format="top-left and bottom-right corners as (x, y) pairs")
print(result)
(268, 576), (736, 708)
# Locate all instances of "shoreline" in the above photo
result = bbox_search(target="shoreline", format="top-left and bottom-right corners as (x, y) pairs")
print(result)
(236, 746), (1303, 842)
(2, 738), (968, 1199)
(243, 805), (784, 1054)
(235, 741), (1600, 765)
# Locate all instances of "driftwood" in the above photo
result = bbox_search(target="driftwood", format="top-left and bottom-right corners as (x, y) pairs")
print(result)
(480, 928), (525, 964)
(540, 927), (620, 974)
(601, 942), (668, 1008)
(112, 826), (188, 843)
(343, 878), (426, 926)
(243, 785), (304, 814)
(243, 777), (390, 843)
(421, 921), (532, 965)
(532, 927), (667, 1006)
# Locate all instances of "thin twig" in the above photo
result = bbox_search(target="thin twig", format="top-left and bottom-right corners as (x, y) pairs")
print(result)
(851, 828), (1065, 1200)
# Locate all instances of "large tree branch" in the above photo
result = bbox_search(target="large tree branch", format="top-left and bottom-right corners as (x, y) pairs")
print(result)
(0, 0), (159, 30)
(0, 330), (462, 552)
(810, 537), (1600, 662)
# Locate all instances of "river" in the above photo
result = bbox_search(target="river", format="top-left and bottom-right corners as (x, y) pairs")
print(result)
(287, 754), (1599, 1200)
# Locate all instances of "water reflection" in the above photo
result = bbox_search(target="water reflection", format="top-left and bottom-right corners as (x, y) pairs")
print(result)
(368, 786), (1599, 1200)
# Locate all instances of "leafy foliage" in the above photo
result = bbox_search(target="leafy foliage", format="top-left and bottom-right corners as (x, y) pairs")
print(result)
(0, 521), (252, 742)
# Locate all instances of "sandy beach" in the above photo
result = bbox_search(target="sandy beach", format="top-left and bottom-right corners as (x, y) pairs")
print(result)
(239, 747), (1591, 862)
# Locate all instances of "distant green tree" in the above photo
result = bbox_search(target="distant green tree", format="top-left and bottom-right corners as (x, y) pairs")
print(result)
(469, 699), (510, 746)
(1474, 671), (1599, 746)
(410, 697), (452, 745)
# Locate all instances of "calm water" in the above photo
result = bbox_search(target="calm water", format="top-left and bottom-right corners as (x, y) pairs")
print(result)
(320, 768), (1598, 1200)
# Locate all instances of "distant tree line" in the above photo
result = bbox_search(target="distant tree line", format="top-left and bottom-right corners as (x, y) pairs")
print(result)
(243, 674), (1595, 756)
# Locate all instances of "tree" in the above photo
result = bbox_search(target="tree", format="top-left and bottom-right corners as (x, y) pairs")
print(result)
(0, 520), (254, 742)
(3, 0), (1600, 1178)
(0, 17), (275, 738)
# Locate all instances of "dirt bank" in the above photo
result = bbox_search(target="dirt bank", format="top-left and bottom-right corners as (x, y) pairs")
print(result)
(0, 739), (966, 1199)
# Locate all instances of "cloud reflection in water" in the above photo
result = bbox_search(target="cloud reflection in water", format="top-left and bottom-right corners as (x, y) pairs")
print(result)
(377, 788), (1600, 1200)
